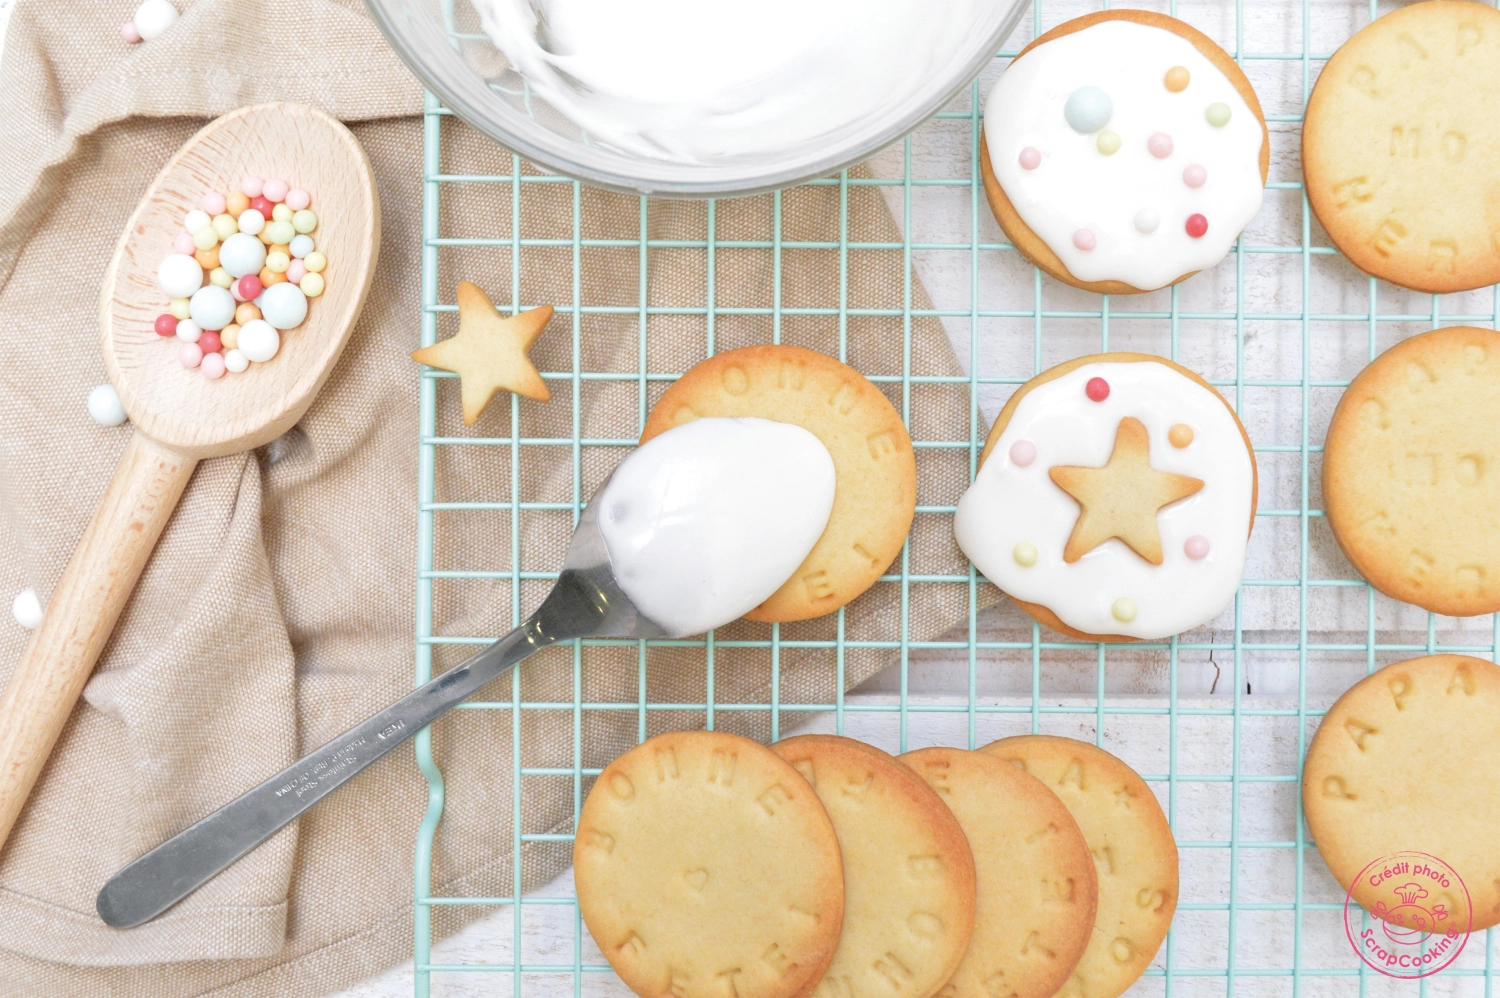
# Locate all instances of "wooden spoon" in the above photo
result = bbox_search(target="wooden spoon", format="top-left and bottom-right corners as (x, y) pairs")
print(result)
(0, 102), (379, 857)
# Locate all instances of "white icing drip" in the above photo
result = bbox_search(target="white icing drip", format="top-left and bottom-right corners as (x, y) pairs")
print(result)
(954, 362), (1254, 639)
(475, 0), (994, 164)
(985, 20), (1265, 290)
(597, 417), (835, 636)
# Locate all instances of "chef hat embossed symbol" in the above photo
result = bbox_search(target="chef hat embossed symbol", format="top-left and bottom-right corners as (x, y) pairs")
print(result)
(1394, 882), (1429, 905)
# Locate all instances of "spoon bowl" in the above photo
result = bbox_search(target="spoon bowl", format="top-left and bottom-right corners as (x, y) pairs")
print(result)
(103, 102), (379, 457)
(0, 103), (379, 862)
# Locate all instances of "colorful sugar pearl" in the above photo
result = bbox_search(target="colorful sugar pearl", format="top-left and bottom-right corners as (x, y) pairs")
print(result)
(190, 285), (236, 330)
(169, 297), (191, 320)
(1206, 102), (1232, 127)
(87, 384), (127, 426)
(1111, 597), (1138, 623)
(271, 203), (293, 224)
(132, 0), (178, 41)
(303, 251), (326, 273)
(1064, 86), (1112, 133)
(238, 320), (280, 362)
(1164, 66), (1190, 93)
(263, 179), (290, 203)
(1169, 423), (1194, 448)
(1184, 535), (1210, 560)
(300, 273), (325, 297)
(234, 274), (263, 301)
(266, 220), (296, 245)
(237, 209), (265, 236)
(1182, 164), (1207, 188)
(221, 324), (240, 349)
(1096, 130), (1121, 155)
(1012, 542), (1038, 567)
(158, 254), (202, 297)
(1018, 146), (1041, 170)
(175, 319), (201, 343)
(235, 301), (262, 325)
(1072, 228), (1097, 251)
(121, 21), (142, 43)
(250, 195), (275, 216)
(172, 231), (195, 255)
(285, 188), (311, 211)
(260, 283), (307, 329)
(292, 210), (317, 234)
(225, 348), (249, 373)
(179, 341), (203, 368)
(199, 330), (223, 354)
(286, 259), (307, 284)
(1185, 213), (1209, 238)
(1134, 208), (1160, 234)
(220, 232), (266, 277)
(192, 226), (218, 251)
(211, 213), (238, 239)
(1086, 376), (1110, 402)
(201, 352), (227, 379)
(209, 267), (233, 289)
(289, 234), (314, 258)
(200, 191), (227, 215)
(1009, 440), (1036, 467)
(154, 313), (178, 337)
(1147, 132), (1174, 159)
(194, 244), (219, 270)
(259, 267), (286, 287)
(227, 191), (251, 215)
(184, 209), (211, 234)
(241, 176), (264, 198)
(265, 250), (290, 274)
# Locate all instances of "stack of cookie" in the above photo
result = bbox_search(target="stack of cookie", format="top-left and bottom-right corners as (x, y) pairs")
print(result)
(574, 731), (1178, 998)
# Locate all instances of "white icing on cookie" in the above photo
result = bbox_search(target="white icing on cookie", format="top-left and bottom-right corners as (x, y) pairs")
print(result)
(954, 361), (1254, 639)
(984, 19), (1265, 290)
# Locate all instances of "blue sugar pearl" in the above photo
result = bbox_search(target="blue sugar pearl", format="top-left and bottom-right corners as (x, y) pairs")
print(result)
(1064, 86), (1113, 134)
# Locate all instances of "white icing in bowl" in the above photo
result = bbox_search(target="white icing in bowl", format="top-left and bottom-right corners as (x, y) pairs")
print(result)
(954, 362), (1254, 639)
(597, 417), (835, 637)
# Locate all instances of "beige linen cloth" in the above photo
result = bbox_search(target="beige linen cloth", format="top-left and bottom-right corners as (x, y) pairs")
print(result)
(0, 0), (989, 993)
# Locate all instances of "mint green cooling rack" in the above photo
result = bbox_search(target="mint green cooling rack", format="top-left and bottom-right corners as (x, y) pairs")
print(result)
(410, 1), (1500, 994)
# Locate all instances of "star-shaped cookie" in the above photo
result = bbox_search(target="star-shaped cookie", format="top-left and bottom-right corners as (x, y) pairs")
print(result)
(1048, 417), (1204, 565)
(411, 281), (553, 424)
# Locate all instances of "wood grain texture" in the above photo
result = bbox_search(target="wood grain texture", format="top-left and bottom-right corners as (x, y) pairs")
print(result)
(0, 103), (378, 860)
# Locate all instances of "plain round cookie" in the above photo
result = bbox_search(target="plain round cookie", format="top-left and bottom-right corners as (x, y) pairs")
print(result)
(901, 748), (1096, 998)
(1303, 2), (1500, 294)
(980, 10), (1271, 295)
(772, 736), (976, 998)
(981, 737), (1178, 998)
(642, 345), (917, 622)
(977, 353), (1257, 642)
(1323, 327), (1500, 616)
(1302, 655), (1500, 931)
(575, 731), (845, 998)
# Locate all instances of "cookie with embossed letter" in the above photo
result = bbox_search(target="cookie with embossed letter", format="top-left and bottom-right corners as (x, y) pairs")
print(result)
(1303, 1), (1500, 293)
(772, 736), (976, 998)
(1323, 327), (1500, 616)
(575, 731), (844, 998)
(901, 747), (1096, 998)
(1303, 655), (1500, 931)
(642, 345), (917, 622)
(980, 736), (1178, 998)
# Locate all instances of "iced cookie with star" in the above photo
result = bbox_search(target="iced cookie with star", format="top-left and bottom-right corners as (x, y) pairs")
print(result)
(981, 11), (1269, 294)
(955, 354), (1257, 641)
(410, 281), (554, 424)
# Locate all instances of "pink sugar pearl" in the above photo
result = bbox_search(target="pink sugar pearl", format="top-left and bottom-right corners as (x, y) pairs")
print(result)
(200, 191), (227, 214)
(1148, 132), (1174, 159)
(240, 176), (264, 198)
(262, 179), (290, 203)
(1183, 164), (1208, 188)
(173, 231), (196, 254)
(1073, 228), (1097, 251)
(286, 259), (307, 284)
(285, 188), (311, 211)
(179, 342), (203, 369)
(1184, 535), (1210, 560)
(200, 352), (227, 379)
(1018, 146), (1042, 171)
(1009, 440), (1036, 467)
(121, 21), (142, 42)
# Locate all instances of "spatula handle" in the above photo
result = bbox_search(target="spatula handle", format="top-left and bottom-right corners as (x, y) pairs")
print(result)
(0, 432), (196, 856)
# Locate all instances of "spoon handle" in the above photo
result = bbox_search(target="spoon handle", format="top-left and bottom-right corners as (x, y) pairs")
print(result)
(95, 618), (553, 929)
(0, 432), (197, 858)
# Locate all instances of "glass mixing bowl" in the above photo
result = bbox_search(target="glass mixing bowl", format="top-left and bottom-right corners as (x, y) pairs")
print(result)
(366, 0), (1029, 197)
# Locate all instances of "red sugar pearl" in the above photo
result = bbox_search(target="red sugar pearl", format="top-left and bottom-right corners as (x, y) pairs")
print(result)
(154, 313), (178, 337)
(1086, 377), (1110, 402)
(250, 195), (276, 216)
(199, 330), (223, 354)
(1185, 213), (1209, 238)
(235, 274), (263, 301)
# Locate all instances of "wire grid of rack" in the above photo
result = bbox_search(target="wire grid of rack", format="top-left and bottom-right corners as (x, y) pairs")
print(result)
(409, 1), (1500, 995)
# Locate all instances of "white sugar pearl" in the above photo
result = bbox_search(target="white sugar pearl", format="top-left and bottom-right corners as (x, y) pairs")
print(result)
(11, 588), (43, 629)
(1134, 208), (1161, 234)
(219, 232), (266, 278)
(289, 234), (315, 258)
(175, 318), (202, 343)
(133, 0), (178, 40)
(189, 285), (236, 330)
(237, 208), (265, 236)
(238, 320), (280, 362)
(87, 384), (127, 426)
(157, 253), (203, 297)
(260, 282), (307, 329)
(224, 348), (250, 373)
(183, 208), (211, 235)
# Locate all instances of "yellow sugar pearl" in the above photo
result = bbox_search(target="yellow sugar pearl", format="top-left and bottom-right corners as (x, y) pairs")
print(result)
(291, 209), (317, 234)
(266, 250), (291, 274)
(192, 226), (218, 251)
(211, 213), (238, 239)
(169, 296), (192, 319)
(220, 323), (240, 349)
(1112, 597), (1138, 623)
(1164, 65), (1190, 93)
(1012, 542), (1038, 567)
(271, 203), (294, 223)
(227, 191), (250, 215)
(303, 251), (326, 273)
(209, 267), (233, 288)
(1096, 129), (1121, 155)
(299, 272), (325, 297)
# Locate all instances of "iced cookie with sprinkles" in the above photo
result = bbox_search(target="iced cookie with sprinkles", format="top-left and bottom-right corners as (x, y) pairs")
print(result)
(981, 11), (1269, 294)
(954, 354), (1257, 641)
